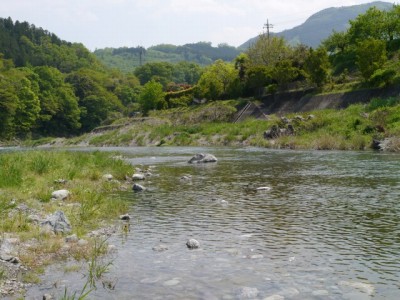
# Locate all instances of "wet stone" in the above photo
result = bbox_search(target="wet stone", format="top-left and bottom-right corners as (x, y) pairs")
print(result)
(186, 238), (200, 249)
(152, 244), (169, 252)
(163, 278), (180, 286)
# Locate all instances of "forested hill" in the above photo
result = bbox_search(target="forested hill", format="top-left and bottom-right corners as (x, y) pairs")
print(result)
(240, 1), (393, 49)
(94, 42), (241, 72)
(0, 17), (140, 140)
(0, 17), (101, 72)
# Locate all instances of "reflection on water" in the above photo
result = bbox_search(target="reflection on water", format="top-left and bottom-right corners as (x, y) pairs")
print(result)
(26, 148), (400, 299)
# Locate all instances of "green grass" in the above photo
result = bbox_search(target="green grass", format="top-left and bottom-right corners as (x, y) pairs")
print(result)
(0, 150), (134, 291)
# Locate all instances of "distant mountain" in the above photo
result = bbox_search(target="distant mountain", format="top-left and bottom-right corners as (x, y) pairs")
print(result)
(94, 42), (241, 72)
(239, 1), (393, 49)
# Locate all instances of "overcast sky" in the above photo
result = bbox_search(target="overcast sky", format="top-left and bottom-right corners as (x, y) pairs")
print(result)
(0, 0), (397, 50)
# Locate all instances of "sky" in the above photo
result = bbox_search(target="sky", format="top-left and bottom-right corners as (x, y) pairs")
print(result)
(0, 0), (397, 50)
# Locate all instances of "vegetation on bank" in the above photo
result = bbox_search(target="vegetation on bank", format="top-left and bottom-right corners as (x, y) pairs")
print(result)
(34, 96), (399, 152)
(0, 150), (135, 297)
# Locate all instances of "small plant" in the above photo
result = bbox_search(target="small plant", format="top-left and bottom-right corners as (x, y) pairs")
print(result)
(86, 238), (113, 289)
(60, 282), (93, 300)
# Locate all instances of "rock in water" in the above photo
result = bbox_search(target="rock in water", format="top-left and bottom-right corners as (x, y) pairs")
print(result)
(186, 238), (200, 249)
(188, 153), (217, 164)
(132, 183), (146, 192)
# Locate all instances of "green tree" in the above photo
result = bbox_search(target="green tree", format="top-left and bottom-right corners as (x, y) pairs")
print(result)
(271, 60), (300, 90)
(356, 38), (387, 81)
(323, 31), (350, 54)
(196, 60), (237, 100)
(247, 36), (291, 67)
(304, 47), (331, 87)
(139, 80), (166, 115)
(348, 7), (386, 43)
(2, 67), (41, 137)
(34, 66), (81, 136)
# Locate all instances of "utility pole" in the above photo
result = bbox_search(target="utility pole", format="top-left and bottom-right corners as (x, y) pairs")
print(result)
(263, 19), (273, 40)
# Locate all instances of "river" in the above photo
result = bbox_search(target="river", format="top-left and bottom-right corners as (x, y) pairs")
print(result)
(25, 147), (400, 299)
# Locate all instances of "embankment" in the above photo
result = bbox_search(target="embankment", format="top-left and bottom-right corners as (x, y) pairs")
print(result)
(260, 86), (400, 115)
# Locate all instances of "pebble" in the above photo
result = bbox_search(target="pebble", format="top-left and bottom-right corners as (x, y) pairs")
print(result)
(163, 278), (180, 286)
(65, 234), (78, 243)
(264, 295), (285, 300)
(237, 287), (259, 299)
(312, 290), (329, 296)
(102, 174), (113, 181)
(152, 244), (169, 252)
(77, 239), (88, 247)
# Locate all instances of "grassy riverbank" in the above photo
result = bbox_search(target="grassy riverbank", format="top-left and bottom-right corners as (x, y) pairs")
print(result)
(26, 97), (400, 152)
(0, 150), (135, 298)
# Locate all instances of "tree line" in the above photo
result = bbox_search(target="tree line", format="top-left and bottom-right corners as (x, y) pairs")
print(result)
(1, 5), (400, 140)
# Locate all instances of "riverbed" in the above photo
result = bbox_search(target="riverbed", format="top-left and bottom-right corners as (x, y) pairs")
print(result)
(25, 147), (400, 299)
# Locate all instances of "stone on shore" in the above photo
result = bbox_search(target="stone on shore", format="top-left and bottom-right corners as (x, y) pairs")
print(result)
(132, 173), (146, 180)
(102, 174), (114, 181)
(51, 189), (70, 201)
(40, 211), (71, 234)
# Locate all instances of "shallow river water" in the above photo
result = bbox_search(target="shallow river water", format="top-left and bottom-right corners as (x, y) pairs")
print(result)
(26, 147), (400, 299)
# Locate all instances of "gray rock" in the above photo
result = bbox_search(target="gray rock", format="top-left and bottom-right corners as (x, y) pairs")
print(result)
(27, 214), (41, 224)
(119, 214), (131, 221)
(132, 173), (146, 180)
(180, 175), (192, 180)
(186, 238), (200, 249)
(339, 280), (375, 296)
(43, 293), (53, 300)
(132, 183), (146, 192)
(152, 244), (169, 252)
(65, 234), (78, 243)
(51, 189), (70, 201)
(188, 153), (217, 164)
(40, 211), (71, 234)
(102, 174), (113, 181)
(78, 239), (89, 247)
(163, 278), (180, 286)
(54, 179), (68, 184)
(263, 295), (284, 300)
(237, 287), (259, 299)
(0, 254), (20, 264)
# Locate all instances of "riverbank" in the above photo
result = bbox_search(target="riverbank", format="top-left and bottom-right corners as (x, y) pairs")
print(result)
(0, 150), (137, 298)
(21, 97), (400, 152)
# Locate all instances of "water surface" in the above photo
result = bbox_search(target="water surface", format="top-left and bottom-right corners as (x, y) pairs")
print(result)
(26, 147), (400, 299)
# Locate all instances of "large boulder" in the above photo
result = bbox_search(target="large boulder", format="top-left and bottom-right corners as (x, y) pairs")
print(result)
(40, 211), (71, 234)
(188, 153), (217, 164)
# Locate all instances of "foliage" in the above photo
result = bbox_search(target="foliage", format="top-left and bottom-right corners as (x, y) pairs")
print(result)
(356, 38), (387, 81)
(196, 60), (238, 100)
(139, 80), (166, 115)
(304, 47), (331, 87)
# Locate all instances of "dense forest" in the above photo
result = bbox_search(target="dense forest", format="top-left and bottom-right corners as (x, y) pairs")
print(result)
(1, 4), (400, 141)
